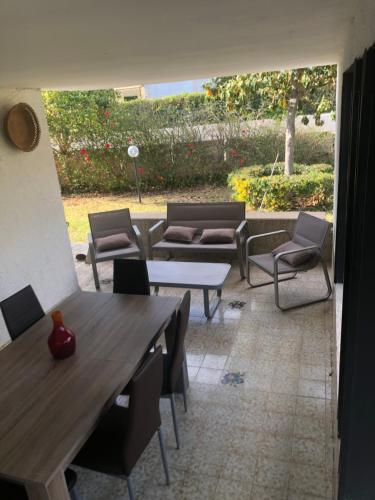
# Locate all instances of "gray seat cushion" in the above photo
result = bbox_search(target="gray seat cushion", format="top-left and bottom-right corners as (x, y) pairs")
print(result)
(249, 252), (307, 275)
(153, 234), (237, 252)
(95, 242), (141, 262)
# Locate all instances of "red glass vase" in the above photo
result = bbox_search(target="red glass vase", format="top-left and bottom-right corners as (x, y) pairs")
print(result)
(48, 310), (76, 360)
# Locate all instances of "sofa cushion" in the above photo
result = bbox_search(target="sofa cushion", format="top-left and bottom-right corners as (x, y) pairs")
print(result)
(163, 225), (197, 243)
(272, 240), (318, 267)
(200, 228), (235, 244)
(95, 233), (131, 252)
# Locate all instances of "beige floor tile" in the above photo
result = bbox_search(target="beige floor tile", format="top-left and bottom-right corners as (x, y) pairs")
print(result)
(214, 478), (252, 500)
(255, 457), (290, 490)
(202, 354), (228, 369)
(195, 367), (223, 385)
(289, 463), (330, 498)
(257, 433), (293, 461)
(292, 438), (326, 467)
(298, 379), (326, 398)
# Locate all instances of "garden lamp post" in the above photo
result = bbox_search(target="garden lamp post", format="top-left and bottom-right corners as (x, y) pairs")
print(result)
(127, 145), (142, 203)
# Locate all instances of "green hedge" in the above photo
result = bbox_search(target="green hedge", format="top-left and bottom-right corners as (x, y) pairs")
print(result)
(228, 164), (334, 211)
(43, 90), (335, 194)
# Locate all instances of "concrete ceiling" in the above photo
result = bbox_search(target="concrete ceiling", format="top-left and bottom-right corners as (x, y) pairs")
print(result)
(0, 0), (353, 89)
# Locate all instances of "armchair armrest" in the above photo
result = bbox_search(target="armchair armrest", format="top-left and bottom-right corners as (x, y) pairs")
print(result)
(246, 229), (291, 258)
(236, 220), (248, 236)
(235, 220), (248, 244)
(148, 220), (166, 258)
(132, 224), (146, 258)
(148, 220), (166, 244)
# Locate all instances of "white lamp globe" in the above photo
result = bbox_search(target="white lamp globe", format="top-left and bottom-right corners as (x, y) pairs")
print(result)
(127, 145), (139, 158)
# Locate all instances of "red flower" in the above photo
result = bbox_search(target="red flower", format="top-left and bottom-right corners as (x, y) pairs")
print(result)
(84, 155), (91, 162)
(187, 143), (194, 149)
(138, 167), (145, 175)
(105, 143), (110, 149)
(186, 151), (193, 158)
(104, 111), (110, 118)
(230, 148), (238, 158)
(80, 148), (87, 155)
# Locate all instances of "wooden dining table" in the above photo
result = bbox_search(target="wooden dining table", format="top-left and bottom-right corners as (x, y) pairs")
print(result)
(0, 290), (179, 500)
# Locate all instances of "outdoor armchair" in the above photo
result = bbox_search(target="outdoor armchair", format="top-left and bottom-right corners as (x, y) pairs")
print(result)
(246, 212), (332, 310)
(88, 208), (145, 289)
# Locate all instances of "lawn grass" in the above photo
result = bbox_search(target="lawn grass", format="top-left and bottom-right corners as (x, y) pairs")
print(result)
(63, 186), (231, 242)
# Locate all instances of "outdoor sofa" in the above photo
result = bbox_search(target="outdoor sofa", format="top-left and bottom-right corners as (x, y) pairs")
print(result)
(148, 202), (248, 278)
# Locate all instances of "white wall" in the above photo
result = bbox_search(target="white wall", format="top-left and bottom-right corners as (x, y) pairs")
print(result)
(0, 89), (78, 346)
(341, 0), (375, 70)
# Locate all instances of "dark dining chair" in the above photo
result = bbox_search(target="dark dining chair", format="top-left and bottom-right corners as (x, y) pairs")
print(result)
(0, 285), (45, 340)
(161, 290), (191, 449)
(73, 346), (169, 500)
(113, 259), (150, 296)
(0, 464), (78, 500)
(88, 208), (145, 289)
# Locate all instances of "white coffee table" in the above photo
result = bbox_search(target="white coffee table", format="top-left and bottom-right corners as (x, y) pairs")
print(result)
(147, 260), (231, 319)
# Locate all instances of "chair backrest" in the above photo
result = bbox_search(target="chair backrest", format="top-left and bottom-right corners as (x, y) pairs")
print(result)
(122, 346), (163, 475)
(168, 291), (191, 393)
(167, 202), (245, 233)
(293, 212), (331, 250)
(113, 259), (150, 295)
(0, 285), (45, 341)
(88, 209), (134, 244)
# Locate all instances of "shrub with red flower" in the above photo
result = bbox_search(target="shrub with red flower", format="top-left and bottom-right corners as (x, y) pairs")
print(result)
(104, 143), (110, 149)
(104, 111), (110, 118)
(84, 156), (91, 162)
(186, 151), (193, 158)
(138, 167), (145, 175)
(229, 148), (238, 158)
(239, 158), (245, 166)
(187, 143), (194, 149)
(80, 148), (87, 155)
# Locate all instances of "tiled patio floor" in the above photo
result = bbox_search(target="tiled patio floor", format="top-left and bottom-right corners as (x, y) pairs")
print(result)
(72, 246), (335, 500)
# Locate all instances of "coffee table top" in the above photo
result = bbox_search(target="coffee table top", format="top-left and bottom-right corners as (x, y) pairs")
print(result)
(147, 260), (231, 289)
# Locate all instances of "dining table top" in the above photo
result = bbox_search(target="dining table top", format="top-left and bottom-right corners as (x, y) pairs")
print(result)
(0, 290), (179, 488)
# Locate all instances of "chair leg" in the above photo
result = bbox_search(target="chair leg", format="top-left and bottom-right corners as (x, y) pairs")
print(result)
(170, 394), (180, 449)
(70, 488), (79, 500)
(181, 364), (188, 413)
(127, 476), (135, 500)
(157, 427), (170, 485)
(237, 245), (245, 280)
(89, 242), (100, 290)
(275, 260), (332, 311)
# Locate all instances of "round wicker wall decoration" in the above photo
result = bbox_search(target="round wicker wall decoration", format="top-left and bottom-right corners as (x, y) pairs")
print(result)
(4, 103), (41, 152)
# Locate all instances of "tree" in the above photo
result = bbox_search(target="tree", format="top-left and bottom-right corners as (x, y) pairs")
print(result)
(203, 65), (336, 175)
